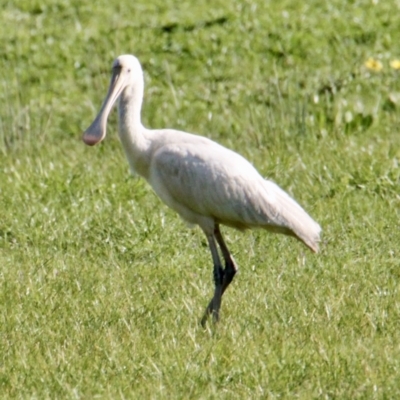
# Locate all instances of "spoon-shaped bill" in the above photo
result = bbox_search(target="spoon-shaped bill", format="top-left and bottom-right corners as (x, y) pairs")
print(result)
(82, 68), (126, 146)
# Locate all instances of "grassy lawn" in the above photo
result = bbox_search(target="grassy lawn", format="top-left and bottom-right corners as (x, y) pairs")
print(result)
(1, 0), (400, 398)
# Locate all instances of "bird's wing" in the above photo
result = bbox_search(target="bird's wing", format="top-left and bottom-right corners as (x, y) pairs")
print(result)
(150, 139), (320, 251)
(151, 141), (287, 225)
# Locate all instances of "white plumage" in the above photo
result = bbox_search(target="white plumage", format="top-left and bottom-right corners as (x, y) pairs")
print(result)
(83, 54), (321, 324)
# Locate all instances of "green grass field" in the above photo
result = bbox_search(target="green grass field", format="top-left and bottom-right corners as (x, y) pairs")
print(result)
(1, 0), (400, 398)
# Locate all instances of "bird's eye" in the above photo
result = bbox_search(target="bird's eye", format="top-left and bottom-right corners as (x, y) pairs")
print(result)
(127, 68), (131, 73)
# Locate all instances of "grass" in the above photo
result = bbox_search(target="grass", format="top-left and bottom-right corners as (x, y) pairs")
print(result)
(1, 0), (400, 398)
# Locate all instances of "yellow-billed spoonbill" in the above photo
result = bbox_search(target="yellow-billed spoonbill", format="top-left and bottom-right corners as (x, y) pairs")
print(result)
(82, 54), (321, 325)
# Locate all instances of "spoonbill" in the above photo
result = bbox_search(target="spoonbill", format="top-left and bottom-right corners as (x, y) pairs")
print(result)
(82, 54), (321, 325)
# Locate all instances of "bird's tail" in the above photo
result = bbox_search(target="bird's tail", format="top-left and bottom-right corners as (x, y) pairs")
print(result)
(261, 181), (321, 252)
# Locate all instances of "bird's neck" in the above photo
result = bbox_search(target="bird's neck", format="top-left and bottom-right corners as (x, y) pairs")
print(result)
(118, 81), (143, 134)
(117, 83), (151, 178)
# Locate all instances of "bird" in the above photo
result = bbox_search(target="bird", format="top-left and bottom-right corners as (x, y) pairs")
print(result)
(82, 54), (321, 325)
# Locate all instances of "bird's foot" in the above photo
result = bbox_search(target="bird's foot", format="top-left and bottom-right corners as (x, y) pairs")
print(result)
(200, 298), (219, 327)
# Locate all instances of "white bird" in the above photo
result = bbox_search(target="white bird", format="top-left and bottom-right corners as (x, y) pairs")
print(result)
(83, 54), (321, 325)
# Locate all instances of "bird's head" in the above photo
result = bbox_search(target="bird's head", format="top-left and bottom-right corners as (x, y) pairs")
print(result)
(82, 54), (143, 146)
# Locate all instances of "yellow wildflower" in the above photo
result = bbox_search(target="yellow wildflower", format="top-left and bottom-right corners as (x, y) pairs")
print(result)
(365, 58), (383, 71)
(390, 59), (400, 70)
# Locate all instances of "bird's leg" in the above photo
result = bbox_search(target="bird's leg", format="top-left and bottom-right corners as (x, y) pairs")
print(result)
(201, 233), (224, 326)
(200, 226), (238, 327)
(214, 225), (238, 295)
